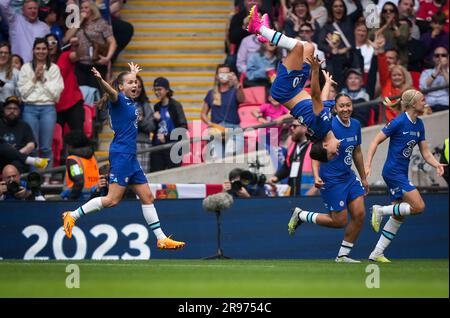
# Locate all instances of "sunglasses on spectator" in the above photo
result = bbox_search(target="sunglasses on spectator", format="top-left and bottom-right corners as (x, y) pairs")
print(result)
(382, 8), (395, 13)
(0, 51), (9, 56)
(434, 53), (448, 58)
(299, 29), (312, 33)
(47, 40), (58, 46)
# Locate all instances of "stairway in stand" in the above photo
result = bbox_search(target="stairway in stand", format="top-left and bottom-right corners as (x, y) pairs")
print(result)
(96, 0), (234, 159)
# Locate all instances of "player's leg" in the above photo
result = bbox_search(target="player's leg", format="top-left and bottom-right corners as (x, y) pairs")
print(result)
(370, 190), (425, 262)
(129, 169), (185, 249)
(370, 178), (419, 232)
(336, 194), (365, 263)
(247, 4), (307, 52)
(0, 142), (48, 169)
(288, 207), (347, 235)
(62, 183), (126, 239)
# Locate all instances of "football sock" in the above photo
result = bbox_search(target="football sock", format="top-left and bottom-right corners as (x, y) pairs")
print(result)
(338, 240), (354, 257)
(259, 26), (305, 50)
(70, 197), (103, 221)
(142, 204), (166, 240)
(298, 210), (318, 224)
(379, 202), (411, 216)
(373, 217), (403, 255)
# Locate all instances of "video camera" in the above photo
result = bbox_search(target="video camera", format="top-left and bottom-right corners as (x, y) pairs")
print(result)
(27, 171), (42, 200)
(229, 160), (267, 194)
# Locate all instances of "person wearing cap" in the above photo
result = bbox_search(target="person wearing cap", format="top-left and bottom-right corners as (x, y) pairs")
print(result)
(340, 68), (372, 127)
(60, 130), (99, 200)
(151, 76), (187, 172)
(0, 95), (37, 172)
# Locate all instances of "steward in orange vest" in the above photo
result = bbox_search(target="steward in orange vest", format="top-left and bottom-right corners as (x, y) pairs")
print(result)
(61, 131), (99, 200)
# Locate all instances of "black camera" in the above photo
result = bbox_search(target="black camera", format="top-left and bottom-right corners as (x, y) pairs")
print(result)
(6, 180), (21, 194)
(229, 169), (266, 194)
(27, 171), (42, 191)
(0, 79), (5, 88)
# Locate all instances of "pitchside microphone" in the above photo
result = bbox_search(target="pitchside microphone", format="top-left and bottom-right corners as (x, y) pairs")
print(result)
(203, 192), (234, 212)
(202, 192), (234, 259)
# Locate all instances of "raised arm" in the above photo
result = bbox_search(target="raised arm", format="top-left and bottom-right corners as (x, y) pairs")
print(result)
(321, 70), (337, 101)
(365, 131), (388, 177)
(91, 67), (118, 102)
(305, 55), (324, 115)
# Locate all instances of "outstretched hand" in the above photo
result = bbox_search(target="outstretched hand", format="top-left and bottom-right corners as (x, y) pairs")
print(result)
(91, 67), (102, 79)
(322, 70), (337, 85)
(128, 62), (142, 74)
(305, 55), (324, 70)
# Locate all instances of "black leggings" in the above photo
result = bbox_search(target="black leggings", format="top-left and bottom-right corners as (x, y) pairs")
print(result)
(57, 100), (85, 132)
(0, 142), (29, 172)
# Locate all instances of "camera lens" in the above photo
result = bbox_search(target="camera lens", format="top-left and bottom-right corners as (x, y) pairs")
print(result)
(7, 181), (21, 194)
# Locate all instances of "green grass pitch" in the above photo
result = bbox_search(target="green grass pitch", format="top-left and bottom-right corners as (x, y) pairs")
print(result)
(0, 259), (447, 297)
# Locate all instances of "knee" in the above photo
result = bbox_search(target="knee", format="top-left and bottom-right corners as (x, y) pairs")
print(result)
(411, 202), (425, 214)
(102, 197), (120, 208)
(353, 210), (366, 223)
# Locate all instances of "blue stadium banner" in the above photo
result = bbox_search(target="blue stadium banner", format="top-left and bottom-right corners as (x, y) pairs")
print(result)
(0, 194), (448, 260)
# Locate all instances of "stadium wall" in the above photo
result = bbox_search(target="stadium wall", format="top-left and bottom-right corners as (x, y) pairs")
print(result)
(0, 194), (448, 260)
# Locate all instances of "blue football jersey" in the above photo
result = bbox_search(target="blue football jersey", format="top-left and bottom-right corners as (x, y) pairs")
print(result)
(319, 116), (362, 184)
(382, 112), (425, 177)
(108, 92), (139, 154)
(291, 99), (335, 140)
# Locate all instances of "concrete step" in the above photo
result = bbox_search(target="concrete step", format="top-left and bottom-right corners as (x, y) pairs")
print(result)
(129, 21), (226, 28)
(125, 0), (231, 7)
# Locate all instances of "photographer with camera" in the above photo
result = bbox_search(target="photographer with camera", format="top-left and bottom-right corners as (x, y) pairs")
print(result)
(89, 164), (110, 199)
(223, 167), (267, 198)
(0, 164), (44, 201)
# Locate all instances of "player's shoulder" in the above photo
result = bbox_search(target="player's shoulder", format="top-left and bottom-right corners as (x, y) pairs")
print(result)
(349, 117), (361, 129)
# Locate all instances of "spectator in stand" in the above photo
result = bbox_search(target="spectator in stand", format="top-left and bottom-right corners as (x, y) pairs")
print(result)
(374, 34), (413, 122)
(200, 64), (245, 160)
(135, 75), (156, 173)
(11, 54), (23, 70)
(252, 91), (291, 170)
(0, 95), (36, 172)
(340, 68), (373, 127)
(17, 37), (64, 168)
(353, 22), (375, 83)
(398, 0), (421, 40)
(297, 22), (326, 65)
(63, 0), (117, 88)
(38, 4), (64, 43)
(109, 0), (134, 64)
(306, 0), (328, 28)
(371, 2), (410, 67)
(150, 77), (187, 172)
(402, 18), (426, 88)
(245, 42), (281, 88)
(416, 0), (449, 33)
(419, 46), (449, 112)
(46, 33), (85, 133)
(0, 0), (50, 63)
(283, 0), (319, 38)
(236, 34), (264, 75)
(226, 0), (263, 72)
(317, 0), (363, 89)
(421, 12), (449, 68)
(0, 42), (19, 105)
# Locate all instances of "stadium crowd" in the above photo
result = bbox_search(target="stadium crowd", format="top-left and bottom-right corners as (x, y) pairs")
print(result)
(0, 0), (448, 200)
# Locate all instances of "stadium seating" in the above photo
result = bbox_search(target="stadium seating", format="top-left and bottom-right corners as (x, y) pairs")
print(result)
(52, 123), (63, 167)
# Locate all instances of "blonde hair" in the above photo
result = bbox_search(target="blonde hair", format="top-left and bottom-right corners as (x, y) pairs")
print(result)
(82, 0), (102, 21)
(390, 65), (412, 91)
(401, 89), (422, 109)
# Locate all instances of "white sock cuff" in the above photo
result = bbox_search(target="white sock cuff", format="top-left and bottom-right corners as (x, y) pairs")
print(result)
(341, 240), (354, 248)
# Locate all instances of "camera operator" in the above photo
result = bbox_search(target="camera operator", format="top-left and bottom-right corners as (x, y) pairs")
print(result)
(90, 164), (110, 199)
(222, 167), (267, 198)
(1, 164), (27, 200)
